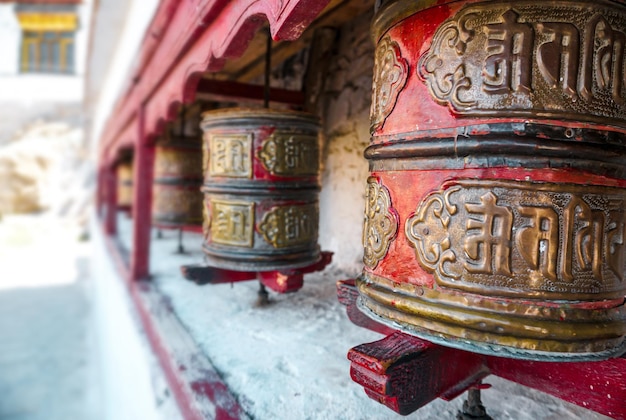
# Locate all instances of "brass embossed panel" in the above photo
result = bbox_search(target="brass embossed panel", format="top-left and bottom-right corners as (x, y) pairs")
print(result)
(363, 177), (399, 268)
(208, 134), (252, 178)
(371, 36), (408, 132)
(258, 204), (318, 248)
(209, 199), (255, 247)
(258, 133), (319, 176)
(418, 1), (626, 125)
(406, 180), (626, 298)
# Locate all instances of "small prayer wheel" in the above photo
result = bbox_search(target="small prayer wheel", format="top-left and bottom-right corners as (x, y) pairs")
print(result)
(152, 138), (203, 228)
(358, 0), (626, 360)
(200, 108), (321, 271)
(116, 160), (133, 211)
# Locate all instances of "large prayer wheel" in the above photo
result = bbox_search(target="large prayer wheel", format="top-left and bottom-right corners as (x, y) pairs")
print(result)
(358, 0), (626, 360)
(117, 160), (133, 211)
(152, 138), (203, 228)
(201, 108), (321, 271)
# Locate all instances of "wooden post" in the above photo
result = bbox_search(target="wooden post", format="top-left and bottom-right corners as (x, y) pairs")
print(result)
(131, 106), (155, 281)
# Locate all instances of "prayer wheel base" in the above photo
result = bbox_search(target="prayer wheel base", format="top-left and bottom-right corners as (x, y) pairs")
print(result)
(201, 246), (322, 273)
(356, 275), (626, 362)
(338, 280), (626, 418)
(181, 251), (332, 294)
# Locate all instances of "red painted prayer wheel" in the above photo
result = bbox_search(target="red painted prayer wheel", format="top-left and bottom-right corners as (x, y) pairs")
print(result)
(358, 0), (626, 360)
(152, 138), (203, 228)
(200, 108), (321, 271)
(117, 161), (133, 211)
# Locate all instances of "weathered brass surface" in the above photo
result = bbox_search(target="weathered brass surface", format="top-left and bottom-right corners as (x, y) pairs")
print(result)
(370, 36), (408, 133)
(418, 1), (626, 126)
(258, 133), (319, 176)
(200, 108), (322, 271)
(207, 133), (253, 178)
(405, 179), (626, 300)
(361, 0), (626, 359)
(362, 177), (398, 269)
(208, 198), (255, 247)
(258, 204), (319, 248)
(357, 273), (626, 360)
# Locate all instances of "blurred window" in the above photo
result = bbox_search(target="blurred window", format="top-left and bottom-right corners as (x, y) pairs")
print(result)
(17, 13), (77, 74)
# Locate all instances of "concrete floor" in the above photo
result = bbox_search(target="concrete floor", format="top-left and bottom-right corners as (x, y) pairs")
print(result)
(0, 215), (100, 420)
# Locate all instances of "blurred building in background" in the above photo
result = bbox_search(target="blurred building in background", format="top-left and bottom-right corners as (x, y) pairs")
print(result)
(0, 0), (92, 216)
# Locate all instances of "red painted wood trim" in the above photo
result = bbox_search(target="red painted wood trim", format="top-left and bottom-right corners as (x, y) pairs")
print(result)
(488, 356), (626, 419)
(195, 79), (305, 106)
(130, 108), (155, 281)
(99, 0), (330, 156)
(103, 229), (246, 419)
(129, 282), (246, 420)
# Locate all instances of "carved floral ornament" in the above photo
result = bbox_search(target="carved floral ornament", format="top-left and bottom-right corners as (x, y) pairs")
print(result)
(362, 177), (399, 268)
(370, 36), (408, 133)
(418, 1), (626, 125)
(405, 180), (626, 298)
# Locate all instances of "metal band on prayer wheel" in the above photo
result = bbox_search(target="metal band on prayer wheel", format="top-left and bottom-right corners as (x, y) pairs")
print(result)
(201, 108), (321, 271)
(152, 139), (203, 227)
(359, 0), (626, 360)
(117, 161), (133, 211)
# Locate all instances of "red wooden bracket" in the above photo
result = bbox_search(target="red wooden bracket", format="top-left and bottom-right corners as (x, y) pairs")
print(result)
(195, 79), (304, 106)
(338, 280), (626, 419)
(336, 280), (395, 336)
(349, 332), (488, 415)
(181, 251), (333, 293)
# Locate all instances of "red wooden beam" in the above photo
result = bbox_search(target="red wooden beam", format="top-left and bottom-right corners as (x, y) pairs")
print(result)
(195, 79), (304, 106)
(98, 0), (331, 155)
(103, 231), (245, 419)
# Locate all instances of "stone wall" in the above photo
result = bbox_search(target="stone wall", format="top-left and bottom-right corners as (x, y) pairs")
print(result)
(316, 9), (374, 273)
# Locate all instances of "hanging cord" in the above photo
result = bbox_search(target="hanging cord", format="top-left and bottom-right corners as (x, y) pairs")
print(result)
(264, 27), (272, 108)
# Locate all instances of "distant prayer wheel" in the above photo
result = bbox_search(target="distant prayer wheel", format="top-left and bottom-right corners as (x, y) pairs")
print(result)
(201, 108), (321, 271)
(152, 137), (203, 228)
(117, 160), (133, 211)
(358, 0), (626, 360)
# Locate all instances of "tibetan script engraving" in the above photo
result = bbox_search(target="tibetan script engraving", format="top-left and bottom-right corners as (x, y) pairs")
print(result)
(418, 1), (626, 125)
(208, 134), (252, 178)
(371, 36), (408, 132)
(405, 180), (626, 298)
(209, 199), (254, 247)
(258, 204), (318, 248)
(258, 133), (319, 176)
(363, 177), (399, 269)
